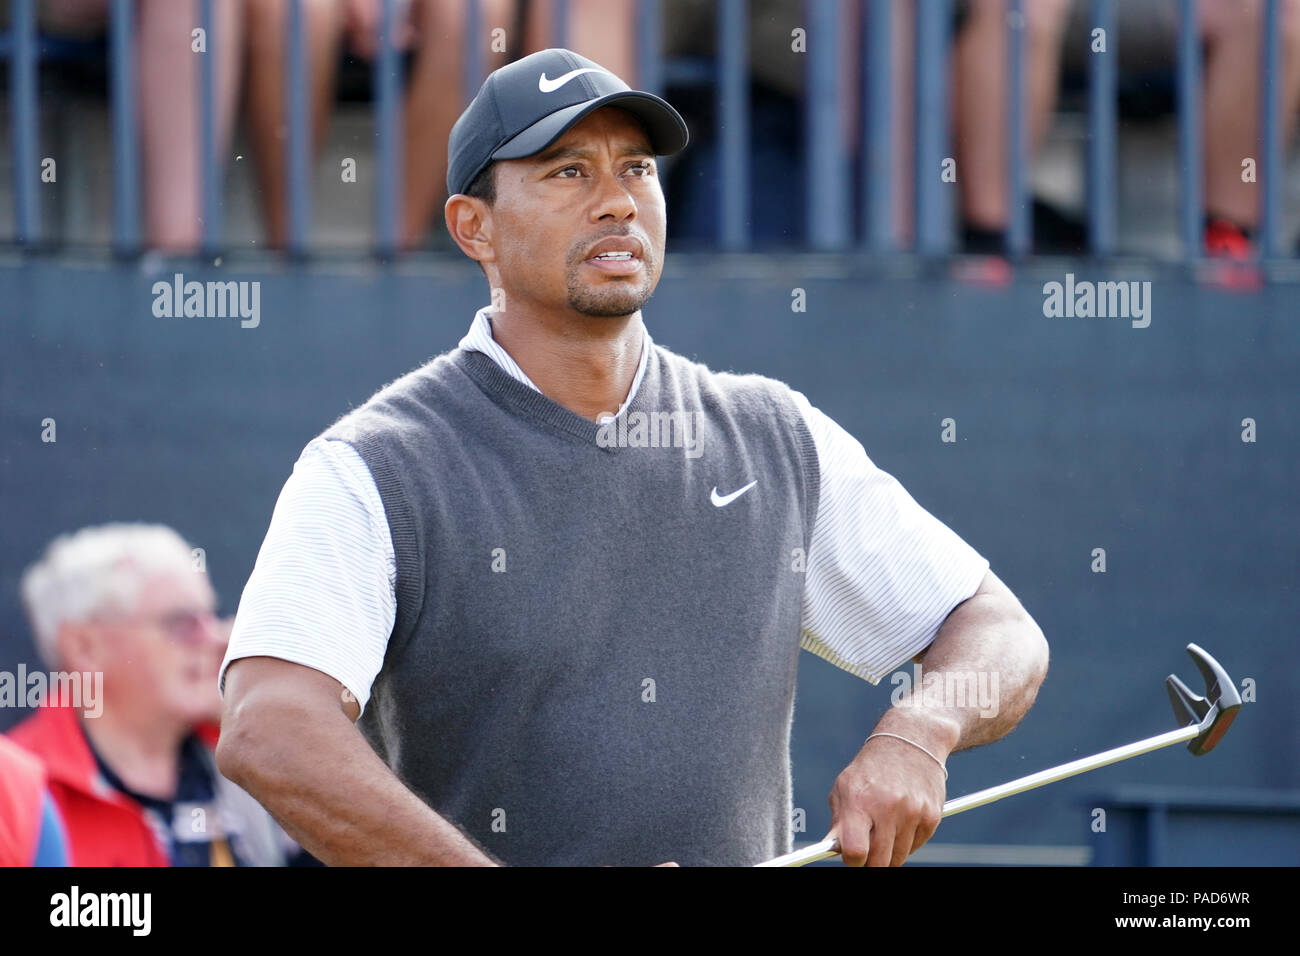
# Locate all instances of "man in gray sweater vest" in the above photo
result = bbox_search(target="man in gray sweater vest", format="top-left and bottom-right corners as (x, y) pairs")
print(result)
(217, 48), (1049, 867)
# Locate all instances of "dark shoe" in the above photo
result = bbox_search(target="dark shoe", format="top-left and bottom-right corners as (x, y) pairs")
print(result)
(960, 199), (1088, 257)
(1030, 198), (1088, 255)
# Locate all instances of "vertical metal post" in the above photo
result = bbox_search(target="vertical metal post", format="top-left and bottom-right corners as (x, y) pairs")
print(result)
(1260, 0), (1282, 260)
(636, 0), (664, 203)
(464, 0), (482, 104)
(807, 0), (848, 249)
(864, 0), (893, 253)
(637, 0), (663, 96)
(110, 0), (141, 254)
(375, 0), (403, 255)
(718, 0), (750, 249)
(200, 0), (221, 253)
(915, 0), (951, 255)
(1007, 0), (1030, 256)
(1177, 0), (1203, 262)
(553, 0), (569, 48)
(1087, 0), (1117, 257)
(285, 0), (311, 255)
(11, 0), (40, 245)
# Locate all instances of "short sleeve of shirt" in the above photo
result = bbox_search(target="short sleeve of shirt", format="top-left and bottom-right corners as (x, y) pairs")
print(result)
(219, 438), (397, 717)
(792, 390), (991, 684)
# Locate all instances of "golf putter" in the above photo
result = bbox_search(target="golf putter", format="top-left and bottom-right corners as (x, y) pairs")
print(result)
(756, 642), (1242, 866)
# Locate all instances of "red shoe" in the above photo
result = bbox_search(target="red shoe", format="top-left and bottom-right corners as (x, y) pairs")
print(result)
(1204, 217), (1254, 260)
(1203, 218), (1262, 290)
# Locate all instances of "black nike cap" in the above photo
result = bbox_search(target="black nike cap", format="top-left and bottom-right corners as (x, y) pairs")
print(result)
(447, 48), (689, 198)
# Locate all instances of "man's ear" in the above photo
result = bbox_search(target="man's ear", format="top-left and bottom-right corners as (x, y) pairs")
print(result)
(57, 620), (110, 673)
(444, 194), (496, 270)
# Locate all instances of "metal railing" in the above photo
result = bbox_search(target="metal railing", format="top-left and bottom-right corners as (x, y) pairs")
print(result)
(3, 0), (1293, 261)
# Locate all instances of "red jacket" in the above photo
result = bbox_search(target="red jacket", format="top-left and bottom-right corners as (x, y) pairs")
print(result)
(0, 735), (47, 867)
(6, 705), (169, 867)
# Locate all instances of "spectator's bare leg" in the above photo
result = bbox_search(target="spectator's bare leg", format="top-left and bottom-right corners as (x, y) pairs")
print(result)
(892, 0), (916, 246)
(951, 0), (1071, 233)
(522, 0), (636, 81)
(138, 0), (245, 252)
(1202, 0), (1300, 229)
(244, 0), (345, 248)
(401, 0), (634, 247)
(402, 0), (515, 248)
(567, 0), (637, 82)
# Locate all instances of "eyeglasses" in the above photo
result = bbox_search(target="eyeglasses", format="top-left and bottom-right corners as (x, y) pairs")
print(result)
(92, 606), (222, 645)
(147, 609), (220, 646)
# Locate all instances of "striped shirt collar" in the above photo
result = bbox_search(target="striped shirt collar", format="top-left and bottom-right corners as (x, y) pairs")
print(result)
(458, 305), (652, 421)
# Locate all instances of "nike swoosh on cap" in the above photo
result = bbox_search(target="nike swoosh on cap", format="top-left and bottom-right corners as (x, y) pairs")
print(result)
(538, 68), (608, 93)
(710, 481), (757, 507)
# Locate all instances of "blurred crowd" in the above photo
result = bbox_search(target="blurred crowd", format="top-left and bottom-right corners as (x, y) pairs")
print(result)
(7, 0), (1296, 264)
(30, 0), (635, 250)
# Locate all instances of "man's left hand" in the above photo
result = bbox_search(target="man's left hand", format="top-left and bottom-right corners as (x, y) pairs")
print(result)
(825, 733), (947, 867)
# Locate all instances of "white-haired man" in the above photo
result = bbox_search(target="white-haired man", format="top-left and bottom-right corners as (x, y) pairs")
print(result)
(7, 523), (293, 866)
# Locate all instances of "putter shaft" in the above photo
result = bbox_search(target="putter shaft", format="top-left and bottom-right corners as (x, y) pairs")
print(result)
(757, 722), (1202, 867)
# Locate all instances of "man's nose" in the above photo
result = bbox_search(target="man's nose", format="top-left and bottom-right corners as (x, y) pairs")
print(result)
(199, 612), (230, 650)
(590, 168), (638, 221)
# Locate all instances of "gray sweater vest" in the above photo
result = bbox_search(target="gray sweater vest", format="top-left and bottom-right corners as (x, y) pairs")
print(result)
(322, 343), (820, 866)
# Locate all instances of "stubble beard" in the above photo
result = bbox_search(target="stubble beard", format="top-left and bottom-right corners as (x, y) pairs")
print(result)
(565, 252), (657, 318)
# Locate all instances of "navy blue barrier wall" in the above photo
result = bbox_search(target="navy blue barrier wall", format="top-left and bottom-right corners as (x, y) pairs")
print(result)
(1084, 787), (1300, 866)
(1, 256), (1296, 859)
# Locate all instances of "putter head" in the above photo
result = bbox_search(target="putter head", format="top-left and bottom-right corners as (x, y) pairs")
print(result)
(1165, 643), (1241, 756)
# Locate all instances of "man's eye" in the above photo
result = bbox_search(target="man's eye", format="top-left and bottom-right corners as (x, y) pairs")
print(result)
(554, 162), (653, 179)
